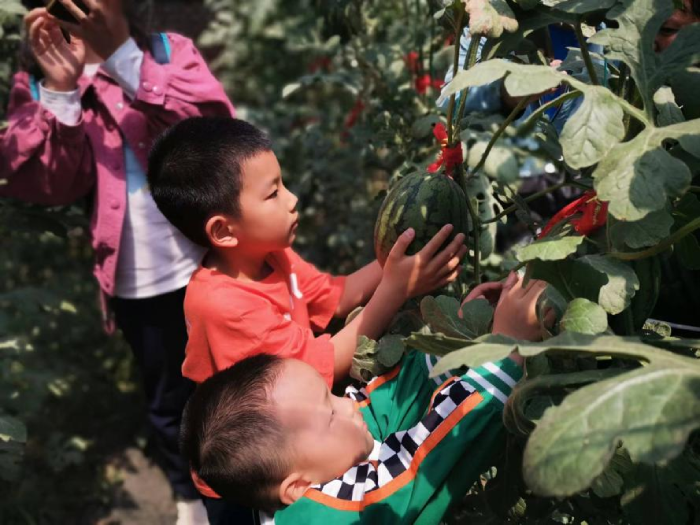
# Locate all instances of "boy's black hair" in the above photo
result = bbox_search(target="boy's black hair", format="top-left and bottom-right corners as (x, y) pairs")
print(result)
(180, 354), (289, 511)
(147, 117), (273, 247)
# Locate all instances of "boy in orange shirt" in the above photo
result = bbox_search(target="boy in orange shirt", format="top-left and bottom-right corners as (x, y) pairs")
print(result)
(147, 117), (467, 390)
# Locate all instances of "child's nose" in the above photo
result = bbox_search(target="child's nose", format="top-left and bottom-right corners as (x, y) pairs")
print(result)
(288, 191), (299, 212)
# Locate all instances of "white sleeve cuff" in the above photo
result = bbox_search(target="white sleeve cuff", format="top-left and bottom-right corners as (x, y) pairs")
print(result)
(38, 82), (82, 126)
(103, 37), (144, 100)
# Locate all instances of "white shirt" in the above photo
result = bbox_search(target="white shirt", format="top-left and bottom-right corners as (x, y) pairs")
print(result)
(38, 38), (205, 299)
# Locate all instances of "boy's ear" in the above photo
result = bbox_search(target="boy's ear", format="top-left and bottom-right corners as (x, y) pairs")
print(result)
(278, 472), (312, 506)
(205, 214), (239, 249)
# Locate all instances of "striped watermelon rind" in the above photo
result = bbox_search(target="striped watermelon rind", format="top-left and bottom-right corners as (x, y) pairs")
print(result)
(374, 171), (470, 265)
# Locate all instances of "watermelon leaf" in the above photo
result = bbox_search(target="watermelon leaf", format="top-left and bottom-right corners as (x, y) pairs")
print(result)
(576, 255), (639, 315)
(516, 235), (585, 262)
(404, 332), (470, 357)
(459, 298), (494, 337)
(420, 295), (474, 338)
(609, 209), (674, 250)
(523, 361), (700, 497)
(560, 298), (608, 335)
(559, 88), (626, 169)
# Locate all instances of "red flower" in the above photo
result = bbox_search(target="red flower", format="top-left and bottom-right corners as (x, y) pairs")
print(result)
(415, 74), (432, 94)
(538, 191), (609, 238)
(308, 56), (332, 73)
(404, 51), (420, 74)
(414, 74), (443, 94)
(344, 99), (365, 130)
(427, 123), (463, 176)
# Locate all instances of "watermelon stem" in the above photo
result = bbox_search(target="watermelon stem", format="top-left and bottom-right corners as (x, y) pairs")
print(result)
(483, 181), (569, 224)
(574, 18), (600, 86)
(464, 192), (482, 285)
(609, 216), (700, 261)
(471, 95), (529, 178)
(453, 35), (481, 140)
(445, 2), (465, 146)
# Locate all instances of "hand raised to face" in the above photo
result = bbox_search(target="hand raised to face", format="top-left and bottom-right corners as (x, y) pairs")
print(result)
(50, 0), (130, 61)
(25, 8), (86, 92)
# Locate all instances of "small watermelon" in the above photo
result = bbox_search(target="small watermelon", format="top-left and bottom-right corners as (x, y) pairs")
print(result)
(374, 171), (470, 265)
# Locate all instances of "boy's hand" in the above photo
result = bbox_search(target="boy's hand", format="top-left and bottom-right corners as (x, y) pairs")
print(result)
(457, 274), (517, 317)
(381, 225), (467, 301)
(492, 273), (554, 341)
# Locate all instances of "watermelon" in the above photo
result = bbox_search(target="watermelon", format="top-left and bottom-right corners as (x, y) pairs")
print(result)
(374, 171), (470, 265)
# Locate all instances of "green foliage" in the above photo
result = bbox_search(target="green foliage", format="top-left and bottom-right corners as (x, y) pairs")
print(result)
(0, 0), (26, 124)
(559, 297), (608, 334)
(1, 0), (699, 521)
(351, 334), (405, 381)
(0, 202), (139, 522)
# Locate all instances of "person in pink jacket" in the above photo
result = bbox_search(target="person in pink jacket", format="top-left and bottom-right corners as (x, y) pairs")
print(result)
(0, 1), (235, 523)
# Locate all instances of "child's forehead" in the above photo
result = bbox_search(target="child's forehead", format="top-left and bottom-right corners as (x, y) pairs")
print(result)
(272, 360), (328, 409)
(240, 150), (281, 179)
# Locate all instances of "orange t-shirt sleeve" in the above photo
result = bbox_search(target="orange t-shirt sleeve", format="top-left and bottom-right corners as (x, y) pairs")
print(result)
(206, 295), (336, 388)
(289, 250), (346, 331)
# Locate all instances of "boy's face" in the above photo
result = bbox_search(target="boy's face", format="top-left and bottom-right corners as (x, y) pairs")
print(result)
(272, 359), (375, 498)
(655, 1), (699, 52)
(233, 150), (300, 254)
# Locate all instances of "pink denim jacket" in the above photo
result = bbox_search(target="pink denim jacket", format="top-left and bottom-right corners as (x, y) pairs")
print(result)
(0, 33), (235, 298)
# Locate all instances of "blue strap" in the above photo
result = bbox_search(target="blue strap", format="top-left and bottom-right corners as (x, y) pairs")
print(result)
(29, 74), (40, 101)
(149, 32), (171, 65)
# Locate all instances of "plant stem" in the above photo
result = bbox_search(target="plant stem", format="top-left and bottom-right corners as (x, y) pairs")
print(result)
(616, 62), (629, 99)
(471, 96), (530, 177)
(609, 216), (700, 261)
(464, 191), (482, 285)
(618, 97), (650, 128)
(484, 181), (569, 224)
(428, 16), (435, 79)
(518, 90), (583, 133)
(621, 307), (636, 335)
(445, 6), (465, 144)
(574, 20), (600, 85)
(496, 260), (527, 281)
(454, 36), (481, 138)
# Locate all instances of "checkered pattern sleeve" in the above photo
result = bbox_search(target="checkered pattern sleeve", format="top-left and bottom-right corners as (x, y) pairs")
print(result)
(271, 357), (522, 524)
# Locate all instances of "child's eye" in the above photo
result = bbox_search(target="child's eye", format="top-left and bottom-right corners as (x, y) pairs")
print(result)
(267, 190), (278, 199)
(659, 25), (678, 36)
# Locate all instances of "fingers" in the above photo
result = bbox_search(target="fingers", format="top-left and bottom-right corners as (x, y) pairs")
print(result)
(523, 279), (548, 300)
(28, 16), (50, 54)
(502, 271), (519, 291)
(543, 307), (557, 330)
(418, 224), (454, 259)
(514, 275), (544, 299)
(463, 281), (502, 304)
(430, 231), (467, 269)
(55, 18), (86, 40)
(386, 228), (415, 261)
(24, 8), (48, 27)
(58, 0), (89, 22)
(438, 267), (462, 287)
(46, 22), (68, 48)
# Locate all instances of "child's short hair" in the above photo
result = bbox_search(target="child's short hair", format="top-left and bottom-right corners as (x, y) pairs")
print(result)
(147, 117), (273, 246)
(180, 354), (289, 511)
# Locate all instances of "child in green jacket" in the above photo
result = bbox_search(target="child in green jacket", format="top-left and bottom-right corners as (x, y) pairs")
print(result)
(181, 274), (546, 524)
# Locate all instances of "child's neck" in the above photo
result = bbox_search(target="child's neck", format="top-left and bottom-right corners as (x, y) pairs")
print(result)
(206, 248), (274, 282)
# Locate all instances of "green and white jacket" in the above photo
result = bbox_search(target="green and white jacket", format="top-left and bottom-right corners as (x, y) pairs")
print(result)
(261, 350), (523, 525)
